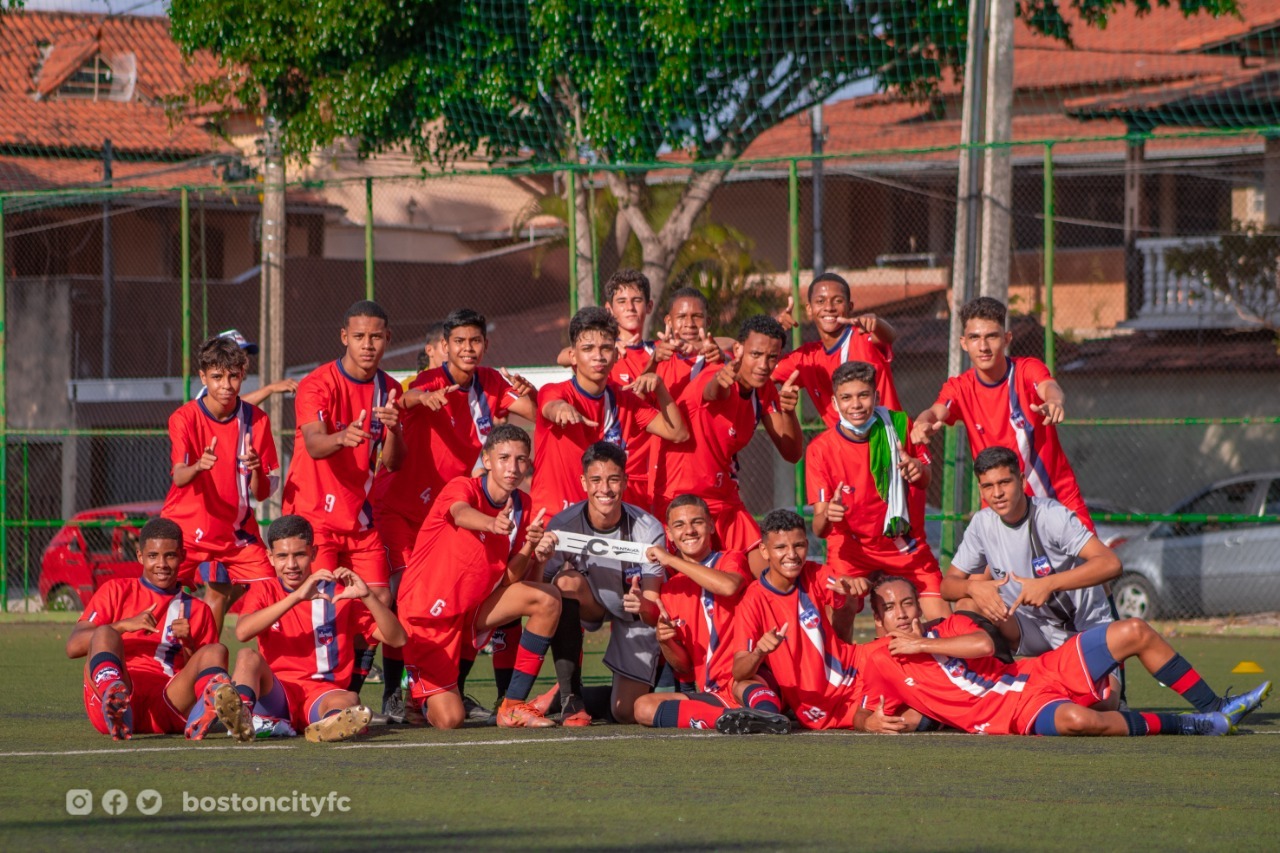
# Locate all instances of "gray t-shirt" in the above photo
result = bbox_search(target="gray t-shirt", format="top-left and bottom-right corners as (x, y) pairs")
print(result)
(952, 498), (1112, 649)
(542, 501), (666, 623)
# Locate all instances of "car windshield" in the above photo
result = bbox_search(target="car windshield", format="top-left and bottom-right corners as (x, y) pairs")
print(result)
(1171, 480), (1260, 536)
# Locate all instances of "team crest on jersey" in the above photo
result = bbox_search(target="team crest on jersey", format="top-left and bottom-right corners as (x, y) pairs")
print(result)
(1032, 556), (1052, 578)
(476, 415), (493, 436)
(944, 658), (967, 679)
(799, 605), (820, 631)
(316, 624), (336, 646)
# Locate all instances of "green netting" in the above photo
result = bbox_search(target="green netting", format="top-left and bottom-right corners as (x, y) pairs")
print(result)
(4, 2), (1280, 614)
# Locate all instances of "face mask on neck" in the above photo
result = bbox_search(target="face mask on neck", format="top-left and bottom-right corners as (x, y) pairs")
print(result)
(840, 414), (875, 437)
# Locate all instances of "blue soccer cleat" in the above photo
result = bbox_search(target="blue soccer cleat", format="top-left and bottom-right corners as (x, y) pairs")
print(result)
(1178, 711), (1233, 736)
(1217, 681), (1272, 727)
(101, 680), (132, 742)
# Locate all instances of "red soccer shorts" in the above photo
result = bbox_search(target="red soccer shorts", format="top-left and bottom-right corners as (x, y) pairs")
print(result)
(177, 541), (274, 588)
(1011, 628), (1113, 734)
(258, 673), (350, 731)
(401, 612), (483, 701)
(310, 527), (391, 587)
(374, 506), (421, 578)
(82, 667), (186, 735)
(828, 536), (944, 598)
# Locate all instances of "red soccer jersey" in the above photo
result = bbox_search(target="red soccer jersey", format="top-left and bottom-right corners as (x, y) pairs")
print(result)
(772, 326), (900, 427)
(79, 578), (217, 678)
(805, 419), (930, 554)
(658, 550), (754, 693)
(378, 365), (519, 524)
(732, 562), (862, 729)
(531, 378), (658, 513)
(282, 360), (396, 533)
(611, 341), (655, 387)
(162, 398), (279, 552)
(240, 578), (379, 686)
(858, 613), (1028, 735)
(398, 476), (534, 622)
(935, 357), (1086, 520)
(660, 370), (781, 505)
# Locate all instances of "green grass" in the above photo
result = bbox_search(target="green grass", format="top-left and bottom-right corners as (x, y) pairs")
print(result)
(1, 621), (1277, 851)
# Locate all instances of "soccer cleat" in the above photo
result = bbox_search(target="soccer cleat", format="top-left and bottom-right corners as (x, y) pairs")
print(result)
(216, 680), (254, 743)
(186, 675), (238, 741)
(530, 684), (559, 716)
(250, 715), (297, 739)
(714, 707), (792, 736)
(1217, 681), (1272, 727)
(463, 694), (495, 724)
(1178, 711), (1233, 736)
(559, 695), (592, 727)
(382, 689), (407, 724)
(496, 698), (557, 728)
(305, 705), (374, 743)
(365, 665), (384, 684)
(101, 680), (132, 742)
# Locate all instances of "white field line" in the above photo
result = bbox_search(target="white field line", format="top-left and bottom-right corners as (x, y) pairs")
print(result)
(2, 727), (1276, 758)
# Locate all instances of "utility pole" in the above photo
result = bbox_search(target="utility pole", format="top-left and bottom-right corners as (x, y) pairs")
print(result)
(979, 0), (1015, 303)
(950, 0), (988, 377)
(101, 138), (113, 378)
(259, 116), (285, 515)
(811, 104), (825, 276)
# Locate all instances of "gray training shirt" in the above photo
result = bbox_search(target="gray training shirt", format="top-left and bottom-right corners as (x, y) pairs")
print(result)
(541, 501), (666, 623)
(951, 497), (1113, 654)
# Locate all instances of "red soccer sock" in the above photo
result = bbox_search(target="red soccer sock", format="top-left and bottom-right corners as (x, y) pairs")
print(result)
(492, 624), (521, 671)
(677, 700), (727, 729)
(743, 684), (782, 714)
(88, 652), (127, 699)
(193, 667), (228, 699)
(506, 629), (552, 703)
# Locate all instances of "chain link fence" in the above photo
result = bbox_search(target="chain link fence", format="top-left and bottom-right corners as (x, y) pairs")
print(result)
(4, 134), (1279, 616)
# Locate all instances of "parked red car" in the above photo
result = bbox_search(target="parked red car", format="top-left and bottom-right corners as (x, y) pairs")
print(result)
(39, 502), (163, 611)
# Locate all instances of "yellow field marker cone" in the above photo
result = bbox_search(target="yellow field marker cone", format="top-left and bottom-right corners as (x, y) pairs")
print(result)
(1232, 661), (1264, 674)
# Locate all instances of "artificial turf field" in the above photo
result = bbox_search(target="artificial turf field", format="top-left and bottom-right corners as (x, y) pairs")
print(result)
(1, 615), (1277, 852)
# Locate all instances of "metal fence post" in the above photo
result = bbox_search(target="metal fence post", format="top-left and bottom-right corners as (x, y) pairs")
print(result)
(1043, 142), (1056, 372)
(181, 187), (192, 401)
(365, 177), (375, 300)
(567, 170), (580, 317)
(0, 195), (6, 611)
(788, 159), (805, 513)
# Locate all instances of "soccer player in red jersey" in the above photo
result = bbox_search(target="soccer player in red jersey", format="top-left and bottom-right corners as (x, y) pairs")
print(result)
(164, 336), (280, 636)
(533, 306), (687, 513)
(232, 515), (406, 743)
(654, 287), (727, 400)
(727, 510), (866, 732)
(773, 272), (901, 426)
(630, 496), (788, 734)
(657, 315), (803, 574)
(378, 308), (538, 718)
(856, 576), (1270, 737)
(282, 300), (403, 598)
(398, 425), (562, 729)
(66, 518), (252, 742)
(807, 361), (949, 623)
(912, 296), (1093, 530)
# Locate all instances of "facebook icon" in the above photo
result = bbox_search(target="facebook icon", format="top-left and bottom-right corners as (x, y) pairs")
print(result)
(101, 789), (129, 816)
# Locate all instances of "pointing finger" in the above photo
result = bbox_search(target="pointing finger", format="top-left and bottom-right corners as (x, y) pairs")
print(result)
(581, 417), (599, 428)
(532, 507), (547, 526)
(387, 388), (398, 407)
(777, 622), (789, 639)
(354, 409), (366, 428)
(208, 436), (217, 452)
(783, 370), (799, 388)
(833, 481), (844, 504)
(785, 296), (793, 314)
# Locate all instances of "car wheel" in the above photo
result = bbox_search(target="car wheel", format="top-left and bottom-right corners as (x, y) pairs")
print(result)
(1113, 574), (1159, 621)
(46, 585), (83, 612)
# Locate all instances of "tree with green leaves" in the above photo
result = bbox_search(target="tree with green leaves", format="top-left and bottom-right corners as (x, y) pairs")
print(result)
(170, 0), (1238, 331)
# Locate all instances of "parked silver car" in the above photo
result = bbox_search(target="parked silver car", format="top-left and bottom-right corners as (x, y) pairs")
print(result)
(1112, 472), (1280, 619)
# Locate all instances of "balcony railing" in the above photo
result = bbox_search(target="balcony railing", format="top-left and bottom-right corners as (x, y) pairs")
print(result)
(1130, 237), (1280, 330)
